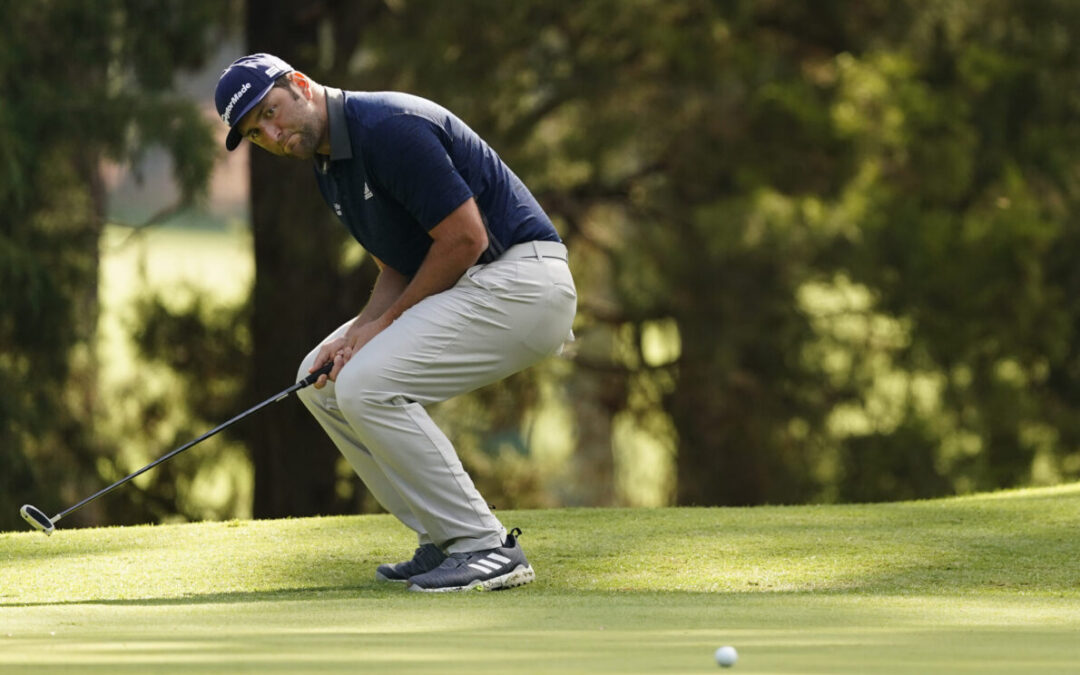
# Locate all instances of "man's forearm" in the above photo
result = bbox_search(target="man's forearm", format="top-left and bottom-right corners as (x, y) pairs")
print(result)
(379, 235), (481, 325)
(356, 263), (409, 327)
(341, 199), (487, 358)
(368, 199), (488, 328)
(349, 233), (476, 337)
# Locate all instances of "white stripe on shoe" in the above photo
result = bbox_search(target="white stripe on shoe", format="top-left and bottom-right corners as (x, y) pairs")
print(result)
(487, 553), (512, 564)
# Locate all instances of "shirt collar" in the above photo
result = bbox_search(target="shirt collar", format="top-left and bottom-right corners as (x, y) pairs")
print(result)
(316, 87), (352, 172)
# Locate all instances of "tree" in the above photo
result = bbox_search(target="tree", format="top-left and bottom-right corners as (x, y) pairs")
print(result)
(324, 0), (1080, 506)
(827, 0), (1080, 497)
(97, 0), (1080, 520)
(0, 1), (226, 530)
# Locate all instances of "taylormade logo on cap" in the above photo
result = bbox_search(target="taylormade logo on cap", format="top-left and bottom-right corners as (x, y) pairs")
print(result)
(221, 82), (252, 125)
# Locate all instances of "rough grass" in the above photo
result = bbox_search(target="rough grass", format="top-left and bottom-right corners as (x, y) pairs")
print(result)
(2, 485), (1079, 673)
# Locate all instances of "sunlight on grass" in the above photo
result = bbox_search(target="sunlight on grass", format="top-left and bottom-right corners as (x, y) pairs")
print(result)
(3, 487), (1079, 603)
(1, 489), (1079, 673)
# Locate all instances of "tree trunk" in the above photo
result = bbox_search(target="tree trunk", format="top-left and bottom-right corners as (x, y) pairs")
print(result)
(245, 2), (365, 518)
(669, 317), (772, 507)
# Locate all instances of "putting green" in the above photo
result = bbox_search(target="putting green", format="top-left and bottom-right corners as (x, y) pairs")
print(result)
(2, 485), (1079, 673)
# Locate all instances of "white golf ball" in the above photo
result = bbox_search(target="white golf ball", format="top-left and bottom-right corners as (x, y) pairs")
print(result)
(715, 645), (738, 667)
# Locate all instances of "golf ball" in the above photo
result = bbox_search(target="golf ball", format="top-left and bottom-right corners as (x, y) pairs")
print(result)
(715, 646), (738, 667)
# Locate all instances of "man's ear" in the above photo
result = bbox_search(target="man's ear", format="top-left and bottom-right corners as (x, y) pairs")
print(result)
(291, 72), (312, 99)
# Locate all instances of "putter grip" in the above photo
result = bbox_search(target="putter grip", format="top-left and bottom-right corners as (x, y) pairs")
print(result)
(299, 360), (336, 388)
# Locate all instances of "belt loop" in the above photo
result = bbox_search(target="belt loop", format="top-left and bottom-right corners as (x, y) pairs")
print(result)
(530, 241), (541, 260)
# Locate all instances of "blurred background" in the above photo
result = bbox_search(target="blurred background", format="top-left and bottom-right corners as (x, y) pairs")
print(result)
(4, 0), (1080, 531)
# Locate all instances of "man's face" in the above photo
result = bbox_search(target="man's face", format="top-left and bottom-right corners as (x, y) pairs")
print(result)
(237, 81), (323, 159)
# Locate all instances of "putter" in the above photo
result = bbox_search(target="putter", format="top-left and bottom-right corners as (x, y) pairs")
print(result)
(20, 361), (335, 535)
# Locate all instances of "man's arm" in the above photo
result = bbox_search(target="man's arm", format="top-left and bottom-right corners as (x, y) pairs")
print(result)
(375, 197), (488, 326)
(310, 197), (488, 387)
(355, 256), (408, 327)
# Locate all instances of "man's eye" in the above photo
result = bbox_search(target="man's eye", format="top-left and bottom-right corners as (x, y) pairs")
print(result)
(249, 129), (260, 139)
(265, 106), (275, 118)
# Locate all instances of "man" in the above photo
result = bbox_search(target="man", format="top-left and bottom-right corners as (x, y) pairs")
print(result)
(213, 54), (576, 592)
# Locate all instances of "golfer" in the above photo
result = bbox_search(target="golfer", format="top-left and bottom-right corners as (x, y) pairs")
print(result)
(214, 54), (576, 592)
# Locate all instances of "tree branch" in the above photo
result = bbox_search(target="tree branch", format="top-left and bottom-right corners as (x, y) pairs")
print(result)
(103, 199), (192, 250)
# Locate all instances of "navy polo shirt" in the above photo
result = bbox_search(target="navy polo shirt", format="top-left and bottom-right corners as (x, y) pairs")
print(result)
(313, 88), (559, 276)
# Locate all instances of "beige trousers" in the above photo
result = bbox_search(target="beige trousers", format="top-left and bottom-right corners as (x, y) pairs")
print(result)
(296, 241), (576, 553)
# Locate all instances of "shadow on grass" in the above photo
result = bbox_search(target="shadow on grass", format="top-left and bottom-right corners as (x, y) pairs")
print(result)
(0, 584), (388, 608)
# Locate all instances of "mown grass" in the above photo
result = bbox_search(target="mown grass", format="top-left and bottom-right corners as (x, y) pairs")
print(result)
(1, 485), (1079, 673)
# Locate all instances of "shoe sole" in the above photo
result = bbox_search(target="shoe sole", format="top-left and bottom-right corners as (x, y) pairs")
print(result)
(407, 564), (536, 593)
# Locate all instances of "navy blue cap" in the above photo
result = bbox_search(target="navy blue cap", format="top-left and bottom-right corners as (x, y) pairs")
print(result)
(214, 53), (294, 151)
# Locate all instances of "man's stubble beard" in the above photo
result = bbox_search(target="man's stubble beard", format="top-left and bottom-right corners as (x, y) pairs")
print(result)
(285, 125), (319, 159)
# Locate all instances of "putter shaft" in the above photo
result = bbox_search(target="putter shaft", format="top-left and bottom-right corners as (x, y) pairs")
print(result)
(22, 362), (333, 532)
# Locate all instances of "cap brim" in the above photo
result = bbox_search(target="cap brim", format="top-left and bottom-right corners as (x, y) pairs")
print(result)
(226, 127), (242, 151)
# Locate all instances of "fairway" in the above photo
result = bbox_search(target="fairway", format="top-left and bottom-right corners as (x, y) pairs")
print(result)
(2, 486), (1079, 673)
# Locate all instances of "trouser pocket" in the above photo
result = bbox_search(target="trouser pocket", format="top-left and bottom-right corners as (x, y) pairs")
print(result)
(523, 265), (577, 355)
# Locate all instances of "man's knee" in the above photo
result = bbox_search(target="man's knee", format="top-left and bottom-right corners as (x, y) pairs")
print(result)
(333, 355), (394, 421)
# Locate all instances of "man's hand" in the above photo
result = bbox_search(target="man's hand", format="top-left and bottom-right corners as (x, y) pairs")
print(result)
(309, 315), (392, 389)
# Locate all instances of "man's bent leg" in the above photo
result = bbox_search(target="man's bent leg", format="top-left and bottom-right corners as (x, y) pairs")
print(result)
(296, 328), (430, 542)
(333, 253), (576, 554)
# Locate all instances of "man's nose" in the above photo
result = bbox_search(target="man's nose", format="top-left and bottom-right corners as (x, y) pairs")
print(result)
(257, 122), (283, 144)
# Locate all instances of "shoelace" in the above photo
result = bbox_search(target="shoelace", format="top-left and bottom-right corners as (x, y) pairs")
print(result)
(443, 552), (472, 568)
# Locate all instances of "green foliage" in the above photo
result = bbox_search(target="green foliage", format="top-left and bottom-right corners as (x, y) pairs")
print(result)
(0, 1), (229, 530)
(832, 1), (1080, 497)
(120, 290), (252, 522)
(133, 293), (251, 418)
(254, 0), (1080, 507)
(10, 0), (1080, 523)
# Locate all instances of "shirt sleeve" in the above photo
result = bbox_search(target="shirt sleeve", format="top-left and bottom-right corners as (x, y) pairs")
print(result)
(363, 114), (474, 231)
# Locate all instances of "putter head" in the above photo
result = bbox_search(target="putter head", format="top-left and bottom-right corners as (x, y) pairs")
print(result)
(20, 504), (55, 536)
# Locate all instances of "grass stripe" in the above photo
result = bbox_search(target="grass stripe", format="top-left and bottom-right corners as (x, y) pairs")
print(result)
(2, 484), (1079, 673)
